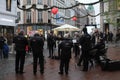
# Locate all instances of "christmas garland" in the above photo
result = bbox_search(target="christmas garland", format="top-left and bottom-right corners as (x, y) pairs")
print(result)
(17, 0), (104, 10)
(17, 0), (110, 19)
(51, 9), (120, 20)
(51, 12), (102, 20)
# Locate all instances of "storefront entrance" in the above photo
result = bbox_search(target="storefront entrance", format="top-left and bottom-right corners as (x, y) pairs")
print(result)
(0, 26), (14, 45)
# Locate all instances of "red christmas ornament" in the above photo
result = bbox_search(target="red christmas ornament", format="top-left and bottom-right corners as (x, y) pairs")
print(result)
(51, 7), (58, 15)
(72, 16), (77, 21)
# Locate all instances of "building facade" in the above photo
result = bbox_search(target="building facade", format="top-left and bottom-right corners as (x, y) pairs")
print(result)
(17, 0), (88, 36)
(77, 4), (88, 28)
(0, 0), (17, 45)
(87, 5), (96, 25)
(100, 0), (120, 36)
(17, 0), (51, 36)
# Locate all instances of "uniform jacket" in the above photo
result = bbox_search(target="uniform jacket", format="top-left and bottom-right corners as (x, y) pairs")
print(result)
(59, 39), (73, 59)
(13, 35), (28, 51)
(30, 36), (44, 54)
(79, 33), (92, 51)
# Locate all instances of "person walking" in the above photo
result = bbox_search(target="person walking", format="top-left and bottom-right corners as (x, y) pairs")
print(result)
(58, 35), (73, 75)
(30, 33), (44, 75)
(13, 31), (28, 74)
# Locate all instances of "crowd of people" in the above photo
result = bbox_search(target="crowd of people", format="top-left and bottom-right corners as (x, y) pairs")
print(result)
(0, 27), (120, 75)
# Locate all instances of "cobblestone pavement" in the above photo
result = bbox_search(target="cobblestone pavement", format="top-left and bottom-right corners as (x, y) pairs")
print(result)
(0, 42), (120, 80)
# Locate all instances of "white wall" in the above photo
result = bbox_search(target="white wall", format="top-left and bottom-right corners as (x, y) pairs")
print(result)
(0, 0), (17, 26)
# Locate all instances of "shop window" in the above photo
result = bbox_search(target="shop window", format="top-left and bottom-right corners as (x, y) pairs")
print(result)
(3, 27), (14, 45)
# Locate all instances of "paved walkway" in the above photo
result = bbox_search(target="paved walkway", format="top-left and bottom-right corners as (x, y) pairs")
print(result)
(0, 42), (120, 80)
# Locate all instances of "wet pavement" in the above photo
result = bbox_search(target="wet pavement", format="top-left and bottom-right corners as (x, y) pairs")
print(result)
(0, 42), (120, 80)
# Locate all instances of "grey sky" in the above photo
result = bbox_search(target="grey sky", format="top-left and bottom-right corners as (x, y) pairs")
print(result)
(76, 0), (100, 26)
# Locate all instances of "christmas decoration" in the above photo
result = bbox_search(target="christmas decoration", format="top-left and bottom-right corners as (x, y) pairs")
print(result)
(51, 7), (58, 15)
(72, 16), (77, 21)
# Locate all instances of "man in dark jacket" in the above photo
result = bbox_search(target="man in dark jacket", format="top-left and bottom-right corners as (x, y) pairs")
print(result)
(78, 27), (92, 71)
(30, 33), (44, 75)
(0, 36), (6, 59)
(58, 36), (73, 75)
(47, 31), (55, 58)
(13, 31), (28, 74)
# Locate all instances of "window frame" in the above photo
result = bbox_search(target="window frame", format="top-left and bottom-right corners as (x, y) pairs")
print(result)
(26, 10), (31, 23)
(6, 0), (11, 11)
(38, 11), (42, 22)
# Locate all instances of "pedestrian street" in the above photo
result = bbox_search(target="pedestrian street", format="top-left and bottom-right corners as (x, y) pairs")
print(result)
(0, 42), (120, 80)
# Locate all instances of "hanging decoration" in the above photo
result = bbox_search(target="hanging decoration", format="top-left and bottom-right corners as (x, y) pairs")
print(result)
(51, 7), (58, 15)
(51, 12), (102, 20)
(17, 0), (105, 11)
(72, 16), (77, 21)
(17, 0), (109, 20)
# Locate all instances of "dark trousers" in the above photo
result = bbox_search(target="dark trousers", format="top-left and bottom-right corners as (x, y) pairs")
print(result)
(58, 45), (61, 58)
(74, 45), (80, 57)
(78, 53), (93, 66)
(82, 50), (89, 71)
(3, 52), (8, 58)
(48, 45), (54, 57)
(15, 51), (26, 73)
(59, 59), (70, 74)
(78, 53), (84, 65)
(0, 49), (3, 59)
(33, 53), (44, 73)
(3, 50), (9, 59)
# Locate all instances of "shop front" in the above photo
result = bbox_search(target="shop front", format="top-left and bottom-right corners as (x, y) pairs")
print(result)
(17, 23), (58, 37)
(0, 25), (14, 45)
(0, 15), (16, 45)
